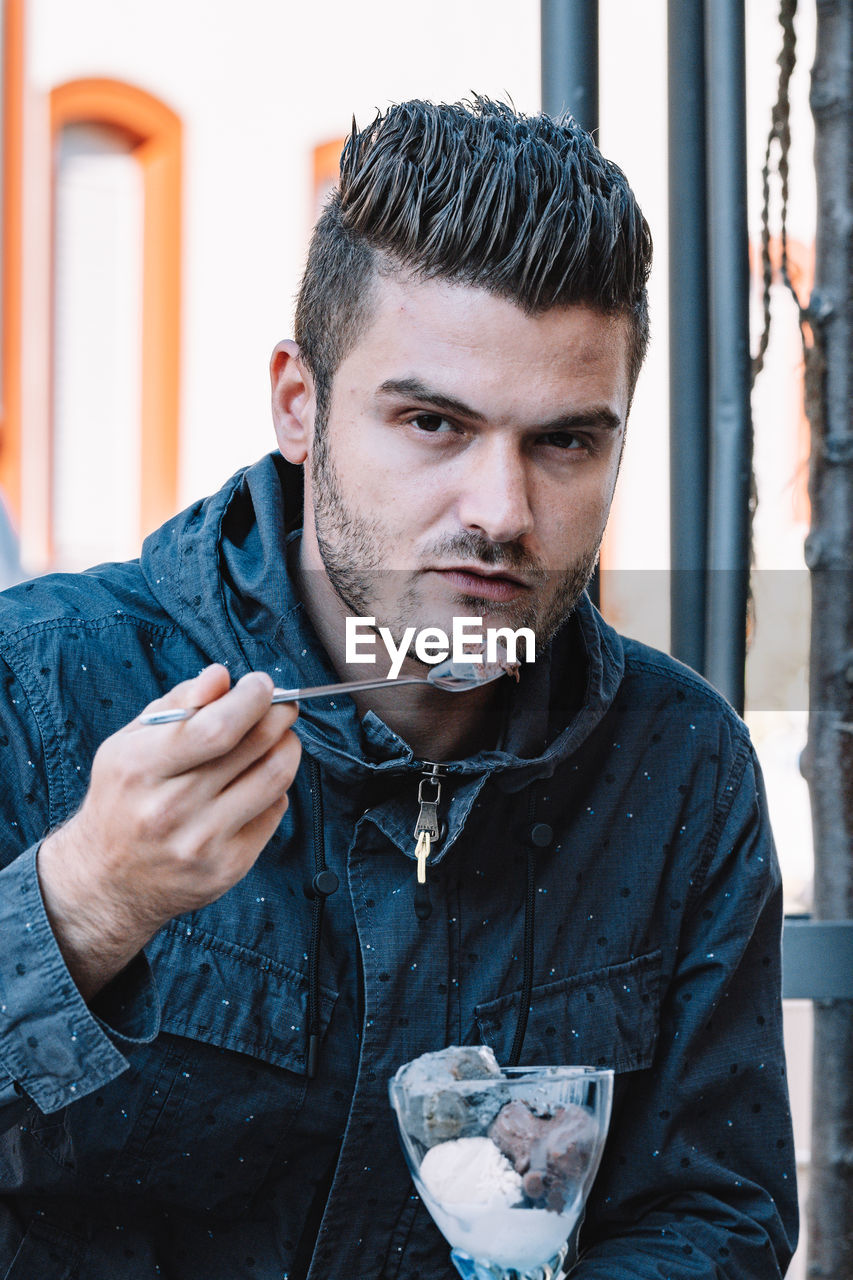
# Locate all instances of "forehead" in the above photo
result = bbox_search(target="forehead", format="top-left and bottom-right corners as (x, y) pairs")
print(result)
(333, 273), (632, 416)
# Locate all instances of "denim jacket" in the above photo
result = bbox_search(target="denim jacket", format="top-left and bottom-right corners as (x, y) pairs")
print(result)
(0, 454), (797, 1278)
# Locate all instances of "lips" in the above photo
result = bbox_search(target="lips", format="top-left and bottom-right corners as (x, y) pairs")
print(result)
(432, 566), (529, 603)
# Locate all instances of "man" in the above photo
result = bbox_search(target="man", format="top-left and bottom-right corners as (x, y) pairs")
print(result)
(0, 98), (797, 1277)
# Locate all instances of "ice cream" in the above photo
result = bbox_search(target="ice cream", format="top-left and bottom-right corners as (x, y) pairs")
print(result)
(489, 1099), (598, 1212)
(421, 1200), (575, 1273)
(417, 1134), (574, 1272)
(394, 1044), (507, 1147)
(479, 654), (522, 684)
(391, 1047), (608, 1273)
(420, 1135), (523, 1208)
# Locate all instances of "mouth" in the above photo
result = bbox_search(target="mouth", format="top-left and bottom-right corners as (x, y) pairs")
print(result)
(431, 564), (530, 603)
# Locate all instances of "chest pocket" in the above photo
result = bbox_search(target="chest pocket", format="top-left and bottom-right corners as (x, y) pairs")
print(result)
(27, 922), (337, 1219)
(474, 950), (661, 1073)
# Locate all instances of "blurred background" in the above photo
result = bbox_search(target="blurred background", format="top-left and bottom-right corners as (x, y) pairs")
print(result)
(0, 2), (822, 1274)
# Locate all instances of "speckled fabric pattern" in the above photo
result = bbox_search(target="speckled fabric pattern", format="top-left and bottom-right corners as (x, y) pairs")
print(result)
(0, 454), (798, 1278)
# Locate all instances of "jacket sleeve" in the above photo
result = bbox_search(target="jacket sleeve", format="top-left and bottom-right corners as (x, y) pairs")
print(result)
(572, 742), (799, 1278)
(0, 655), (160, 1132)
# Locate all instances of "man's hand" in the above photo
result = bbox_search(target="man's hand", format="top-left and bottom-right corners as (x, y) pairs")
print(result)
(37, 664), (301, 1001)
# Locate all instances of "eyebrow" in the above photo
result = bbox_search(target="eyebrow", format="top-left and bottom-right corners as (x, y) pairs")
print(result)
(376, 377), (622, 433)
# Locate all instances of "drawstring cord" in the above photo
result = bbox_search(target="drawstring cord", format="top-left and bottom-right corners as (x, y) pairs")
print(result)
(508, 846), (537, 1066)
(306, 757), (338, 1079)
(508, 789), (551, 1067)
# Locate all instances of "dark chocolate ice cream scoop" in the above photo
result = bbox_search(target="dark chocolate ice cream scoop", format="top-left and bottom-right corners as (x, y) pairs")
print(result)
(489, 1099), (598, 1212)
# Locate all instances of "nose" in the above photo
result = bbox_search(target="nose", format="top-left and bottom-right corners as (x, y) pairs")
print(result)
(455, 438), (534, 545)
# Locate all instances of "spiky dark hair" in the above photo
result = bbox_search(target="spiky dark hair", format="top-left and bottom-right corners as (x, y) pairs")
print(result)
(295, 96), (652, 422)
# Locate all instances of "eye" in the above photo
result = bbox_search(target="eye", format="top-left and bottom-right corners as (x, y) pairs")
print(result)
(541, 432), (587, 451)
(410, 413), (454, 434)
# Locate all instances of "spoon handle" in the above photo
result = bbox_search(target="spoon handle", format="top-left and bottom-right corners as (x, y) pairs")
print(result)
(271, 675), (424, 702)
(139, 674), (425, 725)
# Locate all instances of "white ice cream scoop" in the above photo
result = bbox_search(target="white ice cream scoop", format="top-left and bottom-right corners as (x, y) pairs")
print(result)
(420, 1136), (523, 1209)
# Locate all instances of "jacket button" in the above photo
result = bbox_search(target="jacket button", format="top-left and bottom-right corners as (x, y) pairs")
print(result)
(529, 823), (553, 848)
(312, 870), (340, 897)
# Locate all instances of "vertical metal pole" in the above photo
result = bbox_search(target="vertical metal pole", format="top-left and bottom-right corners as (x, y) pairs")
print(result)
(668, 1), (709, 676)
(804, 0), (853, 1269)
(703, 0), (752, 713)
(540, 0), (599, 133)
(540, 0), (601, 608)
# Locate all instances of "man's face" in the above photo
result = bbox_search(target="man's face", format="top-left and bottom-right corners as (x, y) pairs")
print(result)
(288, 275), (631, 666)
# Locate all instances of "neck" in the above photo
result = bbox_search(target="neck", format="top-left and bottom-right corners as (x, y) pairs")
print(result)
(292, 535), (502, 761)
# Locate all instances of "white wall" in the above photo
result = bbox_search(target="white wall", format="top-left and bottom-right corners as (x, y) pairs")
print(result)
(29, 0), (543, 501)
(24, 0), (815, 565)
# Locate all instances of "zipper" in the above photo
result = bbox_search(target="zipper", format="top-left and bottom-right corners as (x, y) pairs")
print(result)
(306, 756), (339, 1079)
(413, 762), (444, 920)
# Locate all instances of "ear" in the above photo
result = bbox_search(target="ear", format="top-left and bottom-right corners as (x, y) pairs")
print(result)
(270, 339), (314, 465)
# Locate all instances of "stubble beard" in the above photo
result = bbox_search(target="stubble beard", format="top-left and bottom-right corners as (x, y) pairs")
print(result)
(310, 428), (600, 665)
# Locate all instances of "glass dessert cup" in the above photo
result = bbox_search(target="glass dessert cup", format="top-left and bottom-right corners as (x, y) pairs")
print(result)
(389, 1053), (614, 1280)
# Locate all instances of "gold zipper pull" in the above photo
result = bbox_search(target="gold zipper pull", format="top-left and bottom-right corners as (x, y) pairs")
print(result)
(413, 764), (444, 920)
(415, 830), (431, 884)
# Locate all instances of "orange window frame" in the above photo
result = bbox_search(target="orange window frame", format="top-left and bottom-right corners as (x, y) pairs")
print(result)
(49, 78), (182, 542)
(0, 0), (25, 520)
(313, 136), (344, 221)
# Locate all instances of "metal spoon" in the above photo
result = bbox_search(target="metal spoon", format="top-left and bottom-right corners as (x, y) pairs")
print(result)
(139, 658), (510, 725)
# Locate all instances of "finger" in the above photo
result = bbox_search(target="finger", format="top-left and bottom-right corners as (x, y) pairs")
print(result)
(119, 670), (274, 781)
(210, 730), (302, 841)
(183, 700), (300, 796)
(129, 664), (232, 730)
(144, 734), (300, 902)
(192, 786), (295, 904)
(158, 672), (289, 774)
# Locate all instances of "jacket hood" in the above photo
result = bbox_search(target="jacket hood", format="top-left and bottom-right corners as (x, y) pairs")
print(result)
(140, 453), (625, 793)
